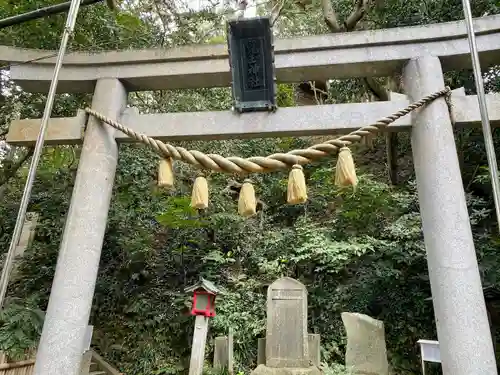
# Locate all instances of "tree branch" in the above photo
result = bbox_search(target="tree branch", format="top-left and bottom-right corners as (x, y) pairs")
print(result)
(344, 0), (369, 31)
(385, 132), (398, 184)
(0, 148), (34, 188)
(319, 0), (391, 105)
(152, 0), (169, 47)
(319, 0), (399, 185)
(363, 78), (399, 185)
(321, 0), (369, 33)
(363, 77), (389, 101)
(321, 0), (341, 32)
(271, 0), (286, 26)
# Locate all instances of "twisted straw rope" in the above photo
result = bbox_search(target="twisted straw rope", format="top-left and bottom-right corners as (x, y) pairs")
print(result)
(84, 87), (451, 174)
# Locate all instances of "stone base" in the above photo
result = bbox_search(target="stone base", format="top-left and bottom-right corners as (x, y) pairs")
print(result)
(251, 365), (321, 375)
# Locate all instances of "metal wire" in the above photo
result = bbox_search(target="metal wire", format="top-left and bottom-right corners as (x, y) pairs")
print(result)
(0, 0), (102, 30)
(0, 0), (84, 309)
(0, 0), (270, 71)
(461, 0), (500, 233)
(0, 0), (271, 309)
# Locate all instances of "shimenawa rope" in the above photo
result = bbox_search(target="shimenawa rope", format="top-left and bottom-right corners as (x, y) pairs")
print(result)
(84, 87), (451, 175)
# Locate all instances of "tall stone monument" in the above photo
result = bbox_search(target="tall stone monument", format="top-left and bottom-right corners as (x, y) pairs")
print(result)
(252, 277), (320, 375)
(341, 312), (389, 375)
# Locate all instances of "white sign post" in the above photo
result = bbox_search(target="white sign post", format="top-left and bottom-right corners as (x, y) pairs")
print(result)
(83, 325), (94, 353)
(417, 339), (441, 375)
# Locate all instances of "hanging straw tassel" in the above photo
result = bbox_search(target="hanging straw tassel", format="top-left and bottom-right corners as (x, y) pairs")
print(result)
(287, 164), (307, 204)
(158, 158), (175, 188)
(238, 179), (257, 218)
(191, 174), (209, 209)
(335, 146), (358, 188)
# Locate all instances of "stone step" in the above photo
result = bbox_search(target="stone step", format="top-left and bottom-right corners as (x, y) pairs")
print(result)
(90, 371), (106, 375)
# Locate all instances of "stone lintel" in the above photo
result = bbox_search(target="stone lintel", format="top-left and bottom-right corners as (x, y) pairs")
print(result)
(452, 93), (500, 128)
(6, 109), (86, 146)
(5, 100), (410, 146)
(118, 100), (411, 143)
(6, 95), (500, 146)
(5, 15), (500, 93)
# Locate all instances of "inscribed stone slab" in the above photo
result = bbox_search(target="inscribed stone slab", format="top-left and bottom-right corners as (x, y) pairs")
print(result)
(308, 334), (320, 367)
(341, 312), (389, 375)
(266, 277), (309, 368)
(214, 336), (229, 369)
(258, 335), (320, 366)
(258, 338), (266, 365)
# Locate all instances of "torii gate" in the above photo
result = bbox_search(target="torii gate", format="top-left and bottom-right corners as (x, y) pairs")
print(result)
(4, 13), (500, 375)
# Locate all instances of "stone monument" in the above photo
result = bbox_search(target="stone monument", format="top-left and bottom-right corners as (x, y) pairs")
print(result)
(257, 332), (321, 365)
(341, 312), (389, 375)
(252, 277), (320, 375)
(214, 329), (234, 374)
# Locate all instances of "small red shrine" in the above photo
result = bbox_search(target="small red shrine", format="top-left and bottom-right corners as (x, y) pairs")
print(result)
(185, 278), (220, 317)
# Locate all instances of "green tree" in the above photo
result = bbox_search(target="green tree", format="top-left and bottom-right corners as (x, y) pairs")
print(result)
(0, 0), (499, 374)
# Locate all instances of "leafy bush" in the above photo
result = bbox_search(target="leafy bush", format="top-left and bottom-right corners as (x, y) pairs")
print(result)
(0, 297), (44, 360)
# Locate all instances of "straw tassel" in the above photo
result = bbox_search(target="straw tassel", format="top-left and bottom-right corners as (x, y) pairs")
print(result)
(238, 179), (257, 218)
(287, 164), (307, 204)
(335, 146), (358, 187)
(158, 158), (174, 188)
(191, 174), (209, 209)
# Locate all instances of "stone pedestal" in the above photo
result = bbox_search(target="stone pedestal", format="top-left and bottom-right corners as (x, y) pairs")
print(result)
(252, 364), (321, 375)
(257, 335), (320, 366)
(251, 278), (320, 375)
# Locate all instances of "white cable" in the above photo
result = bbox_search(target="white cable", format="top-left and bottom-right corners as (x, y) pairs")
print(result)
(0, 0), (84, 309)
(461, 0), (500, 233)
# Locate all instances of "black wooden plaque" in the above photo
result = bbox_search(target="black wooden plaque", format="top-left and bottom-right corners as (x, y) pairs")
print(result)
(227, 16), (277, 113)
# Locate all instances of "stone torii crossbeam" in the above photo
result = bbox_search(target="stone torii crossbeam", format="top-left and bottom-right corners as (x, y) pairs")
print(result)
(4, 14), (500, 375)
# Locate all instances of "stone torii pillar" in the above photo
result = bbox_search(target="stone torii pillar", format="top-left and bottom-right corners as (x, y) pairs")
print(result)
(403, 56), (497, 375)
(32, 78), (127, 375)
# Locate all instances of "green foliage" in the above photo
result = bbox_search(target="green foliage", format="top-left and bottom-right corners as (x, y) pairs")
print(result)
(1, 0), (500, 374)
(321, 363), (354, 375)
(0, 297), (44, 360)
(276, 84), (296, 107)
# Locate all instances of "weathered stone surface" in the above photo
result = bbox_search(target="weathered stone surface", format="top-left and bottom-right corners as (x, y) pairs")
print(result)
(214, 335), (234, 371)
(257, 335), (320, 366)
(308, 334), (320, 367)
(32, 79), (127, 375)
(341, 312), (388, 375)
(266, 277), (309, 368)
(8, 94), (500, 147)
(228, 329), (234, 375)
(403, 56), (497, 375)
(118, 101), (411, 142)
(5, 15), (500, 93)
(6, 110), (86, 146)
(251, 364), (320, 375)
(258, 338), (266, 365)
